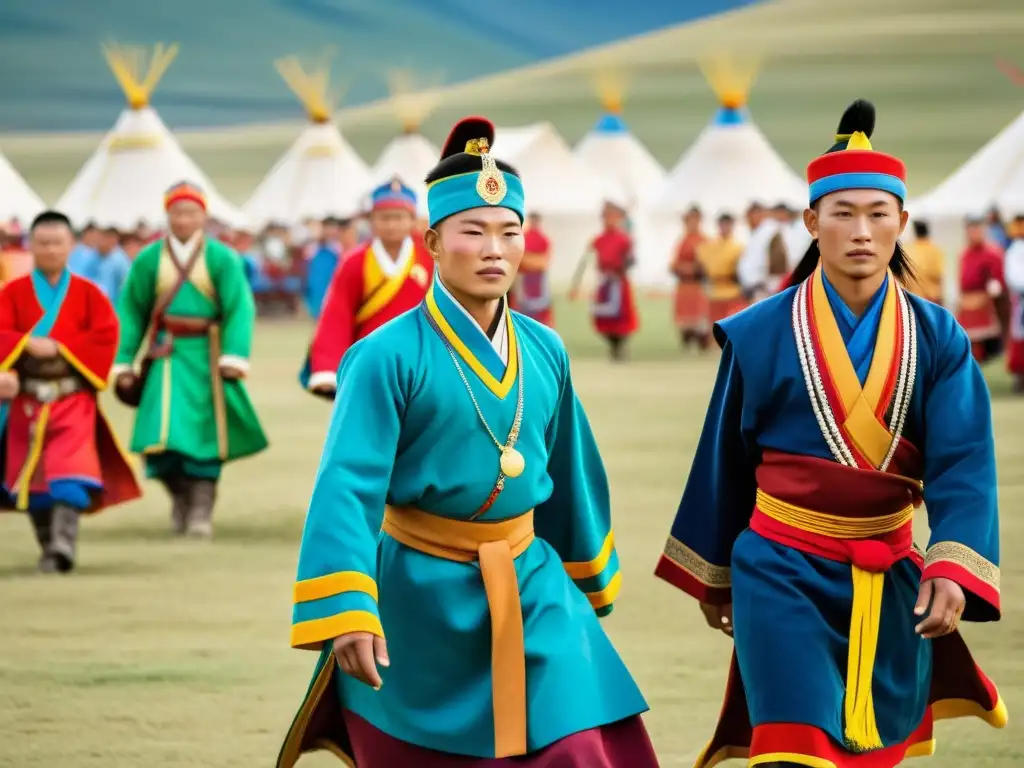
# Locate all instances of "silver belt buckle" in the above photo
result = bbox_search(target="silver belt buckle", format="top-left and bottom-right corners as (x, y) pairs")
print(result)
(35, 381), (58, 403)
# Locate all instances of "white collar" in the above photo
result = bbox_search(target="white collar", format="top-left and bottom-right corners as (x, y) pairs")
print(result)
(169, 231), (203, 264)
(435, 277), (509, 364)
(371, 236), (413, 278)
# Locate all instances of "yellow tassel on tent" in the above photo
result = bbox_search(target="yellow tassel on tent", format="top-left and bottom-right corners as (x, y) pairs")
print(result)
(844, 565), (885, 751)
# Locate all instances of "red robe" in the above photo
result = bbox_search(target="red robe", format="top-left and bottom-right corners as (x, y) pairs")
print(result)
(305, 239), (434, 391)
(671, 232), (708, 331)
(591, 228), (639, 338)
(510, 228), (554, 327)
(957, 242), (1005, 362)
(0, 273), (140, 512)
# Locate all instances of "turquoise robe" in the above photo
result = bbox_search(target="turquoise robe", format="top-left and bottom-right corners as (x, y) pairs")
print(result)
(284, 277), (647, 759)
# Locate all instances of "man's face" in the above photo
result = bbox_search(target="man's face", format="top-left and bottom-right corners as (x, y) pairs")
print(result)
(965, 222), (986, 246)
(98, 229), (120, 254)
(426, 207), (524, 302)
(167, 200), (206, 242)
(371, 208), (415, 245)
(806, 189), (908, 282)
(718, 218), (735, 239)
(31, 222), (74, 274)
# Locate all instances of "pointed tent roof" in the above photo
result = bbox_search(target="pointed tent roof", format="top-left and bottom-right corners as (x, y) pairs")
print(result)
(369, 70), (442, 218)
(0, 151), (45, 224)
(56, 42), (242, 229)
(652, 55), (805, 217)
(911, 109), (1024, 218)
(495, 122), (617, 215)
(573, 71), (665, 209)
(243, 51), (372, 228)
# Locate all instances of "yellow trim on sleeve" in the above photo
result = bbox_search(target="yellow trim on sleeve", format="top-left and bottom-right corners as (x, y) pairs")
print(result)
(563, 532), (615, 580)
(293, 571), (379, 604)
(0, 332), (31, 371)
(57, 342), (108, 390)
(290, 610), (384, 651)
(585, 570), (622, 610)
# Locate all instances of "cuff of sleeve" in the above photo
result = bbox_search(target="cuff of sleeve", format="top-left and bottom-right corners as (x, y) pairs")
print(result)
(921, 541), (1001, 621)
(654, 536), (732, 605)
(582, 570), (621, 612)
(294, 571), (378, 603)
(290, 610), (384, 651)
(111, 363), (135, 379)
(307, 370), (337, 391)
(219, 354), (250, 374)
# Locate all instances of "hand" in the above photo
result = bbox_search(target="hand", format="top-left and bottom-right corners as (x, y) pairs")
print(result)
(915, 577), (965, 638)
(312, 383), (336, 399)
(219, 365), (245, 380)
(0, 371), (19, 399)
(568, 289), (580, 302)
(700, 601), (734, 637)
(25, 337), (58, 358)
(332, 632), (389, 689)
(115, 372), (137, 391)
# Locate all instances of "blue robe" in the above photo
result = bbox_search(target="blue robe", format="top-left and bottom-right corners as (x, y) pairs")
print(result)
(303, 243), (340, 318)
(283, 277), (647, 759)
(658, 269), (1003, 760)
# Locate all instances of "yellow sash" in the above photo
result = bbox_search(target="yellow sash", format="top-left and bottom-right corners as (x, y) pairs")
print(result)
(382, 505), (534, 758)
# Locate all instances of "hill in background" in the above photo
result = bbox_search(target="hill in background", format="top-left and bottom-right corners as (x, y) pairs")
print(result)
(0, 0), (760, 131)
(3, 0), (1024, 204)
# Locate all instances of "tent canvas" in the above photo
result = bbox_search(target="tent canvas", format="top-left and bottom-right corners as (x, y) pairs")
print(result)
(573, 74), (666, 210)
(638, 57), (806, 288)
(495, 122), (616, 284)
(56, 43), (242, 230)
(243, 53), (372, 229)
(0, 151), (45, 225)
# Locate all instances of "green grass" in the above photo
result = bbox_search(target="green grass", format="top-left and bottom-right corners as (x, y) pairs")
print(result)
(0, 295), (1021, 766)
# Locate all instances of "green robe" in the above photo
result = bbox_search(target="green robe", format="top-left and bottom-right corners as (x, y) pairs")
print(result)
(114, 238), (268, 472)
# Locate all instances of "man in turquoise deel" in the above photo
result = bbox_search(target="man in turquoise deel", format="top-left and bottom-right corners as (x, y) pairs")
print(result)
(277, 116), (658, 768)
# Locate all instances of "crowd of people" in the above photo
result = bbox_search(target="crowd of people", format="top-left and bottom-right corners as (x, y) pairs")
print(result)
(0, 101), (1012, 768)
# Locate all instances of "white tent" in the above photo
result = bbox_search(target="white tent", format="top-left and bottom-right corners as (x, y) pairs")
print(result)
(243, 53), (372, 229)
(0, 151), (45, 225)
(912, 109), (1024, 219)
(908, 109), (1024, 300)
(368, 73), (444, 219)
(56, 43), (242, 230)
(495, 122), (616, 285)
(573, 76), (666, 210)
(639, 60), (806, 289)
(370, 132), (438, 219)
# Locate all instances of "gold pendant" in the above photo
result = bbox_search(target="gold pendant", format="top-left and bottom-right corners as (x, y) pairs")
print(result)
(500, 446), (525, 478)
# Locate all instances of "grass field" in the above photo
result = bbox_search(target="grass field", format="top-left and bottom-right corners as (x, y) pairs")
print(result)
(1, 297), (1022, 767)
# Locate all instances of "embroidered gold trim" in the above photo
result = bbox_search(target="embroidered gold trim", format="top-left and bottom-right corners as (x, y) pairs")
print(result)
(663, 536), (731, 587)
(925, 541), (1000, 592)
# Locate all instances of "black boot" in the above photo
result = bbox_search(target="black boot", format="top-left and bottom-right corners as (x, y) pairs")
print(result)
(161, 475), (191, 535)
(49, 504), (79, 573)
(185, 479), (218, 540)
(29, 508), (57, 573)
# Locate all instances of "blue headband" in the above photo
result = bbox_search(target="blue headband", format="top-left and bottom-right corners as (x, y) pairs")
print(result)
(427, 170), (526, 228)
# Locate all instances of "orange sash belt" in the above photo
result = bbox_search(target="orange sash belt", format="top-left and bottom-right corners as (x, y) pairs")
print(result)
(382, 505), (535, 758)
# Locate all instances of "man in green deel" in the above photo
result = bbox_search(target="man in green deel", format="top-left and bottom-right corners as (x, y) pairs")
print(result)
(113, 181), (268, 538)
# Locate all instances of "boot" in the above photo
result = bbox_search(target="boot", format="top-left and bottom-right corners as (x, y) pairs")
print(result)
(185, 479), (217, 540)
(29, 508), (58, 573)
(162, 475), (191, 535)
(49, 504), (79, 573)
